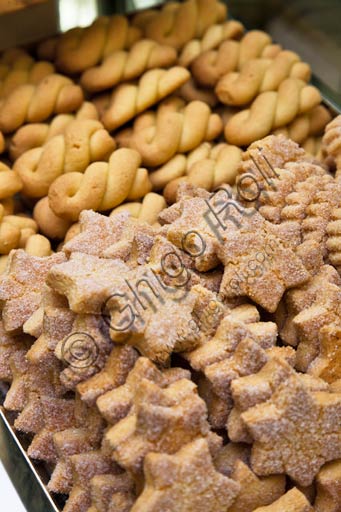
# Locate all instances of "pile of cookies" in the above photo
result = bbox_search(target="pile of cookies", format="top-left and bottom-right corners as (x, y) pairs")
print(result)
(0, 1), (341, 511)
(0, 0), (334, 271)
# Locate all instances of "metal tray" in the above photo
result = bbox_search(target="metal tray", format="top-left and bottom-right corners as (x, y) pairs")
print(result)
(0, 386), (62, 512)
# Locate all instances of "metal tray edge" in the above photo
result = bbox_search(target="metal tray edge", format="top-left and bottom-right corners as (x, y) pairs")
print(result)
(0, 407), (60, 512)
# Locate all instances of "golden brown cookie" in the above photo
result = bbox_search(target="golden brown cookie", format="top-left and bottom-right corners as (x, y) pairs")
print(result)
(9, 101), (98, 160)
(119, 97), (223, 167)
(48, 148), (152, 221)
(14, 119), (116, 197)
(243, 375), (341, 486)
(56, 15), (142, 74)
(131, 438), (240, 511)
(135, 0), (227, 50)
(0, 74), (84, 133)
(101, 67), (190, 131)
(216, 50), (310, 106)
(0, 250), (65, 331)
(191, 30), (281, 88)
(224, 78), (321, 146)
(314, 459), (341, 512)
(81, 39), (177, 93)
(252, 488), (313, 512)
(179, 20), (245, 67)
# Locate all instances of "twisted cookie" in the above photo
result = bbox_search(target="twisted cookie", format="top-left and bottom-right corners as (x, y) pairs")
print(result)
(0, 48), (30, 70)
(119, 97), (223, 167)
(0, 56), (54, 99)
(302, 136), (322, 159)
(215, 50), (311, 106)
(9, 101), (98, 160)
(0, 206), (37, 255)
(224, 78), (321, 146)
(0, 197), (16, 216)
(191, 30), (282, 88)
(0, 74), (84, 133)
(179, 20), (244, 68)
(101, 67), (190, 131)
(0, 233), (52, 273)
(48, 148), (152, 221)
(135, 0), (227, 50)
(56, 15), (142, 74)
(273, 105), (332, 144)
(150, 141), (241, 190)
(81, 39), (177, 93)
(110, 192), (166, 226)
(178, 77), (218, 108)
(14, 119), (116, 197)
(36, 36), (58, 61)
(0, 162), (22, 200)
(322, 115), (341, 172)
(33, 196), (72, 240)
(162, 143), (243, 203)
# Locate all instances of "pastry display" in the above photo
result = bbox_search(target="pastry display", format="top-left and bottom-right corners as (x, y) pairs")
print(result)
(0, 1), (340, 512)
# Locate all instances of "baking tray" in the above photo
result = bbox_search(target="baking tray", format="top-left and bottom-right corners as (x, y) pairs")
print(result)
(1, 2), (340, 511)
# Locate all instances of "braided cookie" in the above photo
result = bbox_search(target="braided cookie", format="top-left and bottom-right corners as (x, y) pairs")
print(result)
(0, 131), (4, 153)
(0, 48), (30, 70)
(131, 7), (160, 29)
(149, 141), (241, 190)
(273, 105), (332, 145)
(56, 15), (142, 74)
(191, 30), (282, 88)
(302, 136), (322, 158)
(178, 78), (218, 108)
(0, 162), (22, 200)
(33, 196), (72, 240)
(22, 233), (52, 257)
(9, 101), (98, 161)
(322, 115), (341, 171)
(110, 192), (166, 226)
(120, 97), (223, 167)
(0, 233), (52, 274)
(179, 20), (244, 68)
(135, 0), (227, 50)
(162, 143), (243, 203)
(0, 228), (52, 274)
(0, 74), (84, 134)
(101, 67), (190, 131)
(215, 50), (311, 106)
(36, 36), (58, 61)
(0, 207), (37, 254)
(81, 39), (177, 93)
(48, 148), (152, 221)
(224, 78), (322, 146)
(0, 57), (54, 99)
(63, 222), (81, 244)
(14, 119), (116, 197)
(0, 197), (16, 216)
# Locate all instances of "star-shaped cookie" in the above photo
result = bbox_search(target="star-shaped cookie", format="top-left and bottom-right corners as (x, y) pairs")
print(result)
(242, 375), (341, 486)
(77, 345), (139, 407)
(104, 377), (221, 478)
(308, 323), (341, 384)
(251, 487), (313, 511)
(315, 459), (341, 512)
(227, 460), (285, 512)
(0, 250), (66, 331)
(131, 438), (240, 512)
